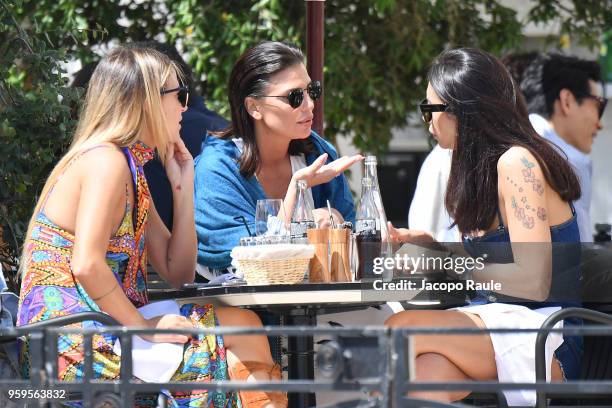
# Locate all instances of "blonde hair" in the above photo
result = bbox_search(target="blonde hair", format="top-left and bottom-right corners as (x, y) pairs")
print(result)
(19, 45), (181, 275)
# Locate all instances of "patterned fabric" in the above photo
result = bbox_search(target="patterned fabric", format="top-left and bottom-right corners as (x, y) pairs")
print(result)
(17, 142), (240, 407)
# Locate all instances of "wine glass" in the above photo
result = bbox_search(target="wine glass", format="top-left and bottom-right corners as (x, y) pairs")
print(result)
(255, 199), (288, 236)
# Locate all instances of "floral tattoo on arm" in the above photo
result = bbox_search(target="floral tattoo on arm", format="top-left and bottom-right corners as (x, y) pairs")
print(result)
(511, 196), (535, 229)
(506, 184), (548, 228)
(521, 157), (545, 195)
(505, 157), (549, 229)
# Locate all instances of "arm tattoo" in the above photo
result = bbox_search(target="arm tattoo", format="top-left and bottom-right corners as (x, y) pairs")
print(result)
(520, 157), (544, 196)
(511, 196), (535, 229)
(537, 207), (547, 221)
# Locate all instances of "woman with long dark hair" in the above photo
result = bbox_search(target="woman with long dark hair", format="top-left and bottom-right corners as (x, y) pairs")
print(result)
(194, 41), (362, 272)
(387, 48), (582, 406)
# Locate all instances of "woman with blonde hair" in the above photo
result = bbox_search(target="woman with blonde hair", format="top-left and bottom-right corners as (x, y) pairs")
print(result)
(17, 45), (286, 407)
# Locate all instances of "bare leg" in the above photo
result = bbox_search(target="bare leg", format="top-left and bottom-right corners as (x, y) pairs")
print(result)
(216, 307), (287, 408)
(386, 309), (564, 402)
(216, 307), (274, 376)
(412, 352), (472, 401)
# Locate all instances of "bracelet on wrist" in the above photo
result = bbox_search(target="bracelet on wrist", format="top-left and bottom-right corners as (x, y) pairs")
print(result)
(91, 281), (119, 301)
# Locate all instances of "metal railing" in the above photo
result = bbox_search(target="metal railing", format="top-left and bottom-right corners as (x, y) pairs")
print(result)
(1, 309), (612, 407)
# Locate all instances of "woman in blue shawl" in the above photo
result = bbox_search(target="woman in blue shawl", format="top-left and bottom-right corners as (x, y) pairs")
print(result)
(194, 41), (362, 271)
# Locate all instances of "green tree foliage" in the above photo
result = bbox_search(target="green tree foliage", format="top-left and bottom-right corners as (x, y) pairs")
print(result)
(1, 0), (610, 275)
(0, 0), (83, 282)
(12, 0), (609, 151)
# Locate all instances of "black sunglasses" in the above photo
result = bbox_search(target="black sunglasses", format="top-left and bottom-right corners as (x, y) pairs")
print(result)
(583, 94), (608, 119)
(258, 80), (322, 109)
(161, 85), (189, 108)
(419, 98), (448, 123)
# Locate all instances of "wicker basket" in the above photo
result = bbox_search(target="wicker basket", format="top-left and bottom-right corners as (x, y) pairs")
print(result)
(231, 244), (314, 285)
(235, 257), (310, 285)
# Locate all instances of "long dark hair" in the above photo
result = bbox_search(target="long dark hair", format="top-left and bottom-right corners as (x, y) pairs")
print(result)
(427, 48), (581, 233)
(214, 41), (314, 177)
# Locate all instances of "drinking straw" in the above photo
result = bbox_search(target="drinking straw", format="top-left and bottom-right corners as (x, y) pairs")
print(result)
(326, 200), (336, 229)
(233, 216), (254, 237)
(281, 200), (290, 234)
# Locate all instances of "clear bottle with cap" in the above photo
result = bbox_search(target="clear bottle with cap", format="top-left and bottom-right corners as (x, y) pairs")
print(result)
(290, 180), (317, 244)
(362, 157), (393, 279)
(364, 155), (389, 237)
(355, 177), (390, 280)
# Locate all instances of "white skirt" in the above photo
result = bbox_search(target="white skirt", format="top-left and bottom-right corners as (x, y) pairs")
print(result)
(453, 303), (564, 407)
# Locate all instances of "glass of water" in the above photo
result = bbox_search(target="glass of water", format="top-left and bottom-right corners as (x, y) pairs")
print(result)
(255, 199), (288, 236)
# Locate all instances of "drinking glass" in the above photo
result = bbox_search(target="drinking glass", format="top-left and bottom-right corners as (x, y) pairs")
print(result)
(255, 199), (288, 236)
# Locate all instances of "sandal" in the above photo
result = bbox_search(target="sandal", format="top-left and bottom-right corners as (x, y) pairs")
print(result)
(228, 361), (288, 407)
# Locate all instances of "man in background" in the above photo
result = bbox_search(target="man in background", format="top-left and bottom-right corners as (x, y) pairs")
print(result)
(408, 144), (458, 242)
(521, 54), (606, 241)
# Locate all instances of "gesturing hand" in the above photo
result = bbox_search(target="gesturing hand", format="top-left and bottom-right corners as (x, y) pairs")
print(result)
(142, 314), (194, 344)
(165, 138), (194, 192)
(294, 153), (363, 188)
(387, 222), (435, 245)
(387, 222), (447, 251)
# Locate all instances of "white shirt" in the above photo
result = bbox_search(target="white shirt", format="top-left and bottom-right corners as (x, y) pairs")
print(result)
(529, 114), (593, 242)
(408, 145), (461, 242)
(232, 138), (315, 206)
(289, 154), (316, 210)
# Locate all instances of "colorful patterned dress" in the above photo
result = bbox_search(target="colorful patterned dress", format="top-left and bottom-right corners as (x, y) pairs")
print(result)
(17, 142), (241, 407)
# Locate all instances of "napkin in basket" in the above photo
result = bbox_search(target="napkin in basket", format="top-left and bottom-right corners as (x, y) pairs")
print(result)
(231, 243), (315, 260)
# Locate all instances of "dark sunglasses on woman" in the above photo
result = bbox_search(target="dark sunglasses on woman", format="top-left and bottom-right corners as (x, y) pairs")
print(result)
(258, 80), (322, 109)
(161, 85), (189, 108)
(419, 98), (448, 123)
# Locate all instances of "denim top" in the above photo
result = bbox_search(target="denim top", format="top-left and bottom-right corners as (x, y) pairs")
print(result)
(462, 203), (581, 308)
